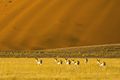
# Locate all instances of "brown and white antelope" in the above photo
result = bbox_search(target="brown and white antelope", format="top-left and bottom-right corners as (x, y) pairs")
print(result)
(97, 59), (106, 67)
(74, 60), (80, 65)
(100, 61), (106, 67)
(35, 58), (42, 65)
(54, 58), (63, 65)
(65, 58), (71, 65)
(85, 58), (88, 63)
(71, 60), (75, 64)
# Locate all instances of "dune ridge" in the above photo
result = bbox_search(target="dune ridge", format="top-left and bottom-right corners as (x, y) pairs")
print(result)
(0, 0), (120, 50)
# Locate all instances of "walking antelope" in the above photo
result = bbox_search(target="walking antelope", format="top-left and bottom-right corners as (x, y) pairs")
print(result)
(35, 58), (42, 65)
(65, 58), (71, 65)
(54, 58), (63, 65)
(85, 58), (88, 63)
(74, 60), (80, 65)
(97, 59), (106, 67)
(100, 61), (106, 67)
(71, 60), (75, 64)
(68, 59), (80, 65)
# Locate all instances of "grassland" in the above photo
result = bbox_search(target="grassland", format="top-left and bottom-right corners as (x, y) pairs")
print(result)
(0, 58), (120, 80)
(0, 44), (119, 80)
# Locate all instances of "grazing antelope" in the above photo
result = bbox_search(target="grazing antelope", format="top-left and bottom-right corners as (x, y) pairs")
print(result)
(100, 61), (106, 67)
(65, 58), (71, 65)
(74, 60), (80, 65)
(54, 58), (63, 65)
(96, 59), (106, 67)
(35, 58), (42, 65)
(71, 60), (75, 64)
(85, 58), (88, 63)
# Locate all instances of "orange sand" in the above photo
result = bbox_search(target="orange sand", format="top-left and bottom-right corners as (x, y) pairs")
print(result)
(0, 0), (120, 50)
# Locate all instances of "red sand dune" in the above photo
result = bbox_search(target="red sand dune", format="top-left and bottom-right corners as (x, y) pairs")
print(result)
(0, 0), (120, 50)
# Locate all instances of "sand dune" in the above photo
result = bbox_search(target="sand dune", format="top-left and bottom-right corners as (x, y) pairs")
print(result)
(0, 0), (120, 50)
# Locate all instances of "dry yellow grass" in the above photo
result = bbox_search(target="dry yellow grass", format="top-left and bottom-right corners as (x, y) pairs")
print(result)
(0, 58), (120, 80)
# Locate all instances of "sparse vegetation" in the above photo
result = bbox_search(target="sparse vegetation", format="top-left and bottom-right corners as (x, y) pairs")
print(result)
(0, 44), (119, 58)
(0, 58), (120, 80)
(0, 44), (119, 79)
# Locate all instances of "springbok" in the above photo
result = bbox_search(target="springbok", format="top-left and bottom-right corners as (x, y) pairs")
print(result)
(74, 60), (80, 65)
(35, 58), (42, 65)
(85, 58), (88, 63)
(100, 61), (106, 67)
(54, 58), (63, 65)
(97, 59), (106, 67)
(65, 58), (71, 65)
(71, 60), (75, 64)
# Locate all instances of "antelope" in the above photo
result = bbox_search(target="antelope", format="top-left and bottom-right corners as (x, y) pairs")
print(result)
(65, 58), (71, 65)
(85, 58), (88, 63)
(71, 60), (75, 64)
(74, 60), (80, 65)
(35, 58), (42, 65)
(97, 59), (106, 67)
(100, 61), (106, 67)
(54, 58), (63, 65)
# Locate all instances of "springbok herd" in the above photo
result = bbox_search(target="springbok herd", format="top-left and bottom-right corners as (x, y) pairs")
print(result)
(35, 58), (106, 67)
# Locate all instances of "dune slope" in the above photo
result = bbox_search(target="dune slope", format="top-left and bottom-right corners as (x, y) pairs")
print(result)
(0, 0), (120, 50)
